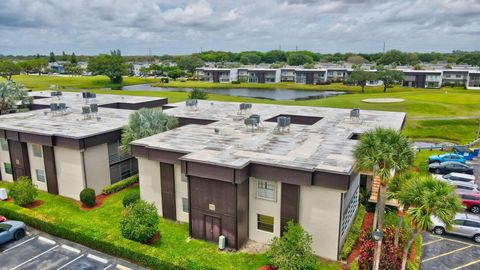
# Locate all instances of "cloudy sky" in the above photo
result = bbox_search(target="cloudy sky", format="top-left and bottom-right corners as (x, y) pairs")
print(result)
(0, 0), (479, 55)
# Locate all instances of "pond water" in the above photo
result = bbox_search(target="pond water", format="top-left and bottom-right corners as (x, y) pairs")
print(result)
(118, 84), (347, 101)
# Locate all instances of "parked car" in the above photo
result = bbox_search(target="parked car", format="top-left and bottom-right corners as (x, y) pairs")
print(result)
(458, 192), (480, 213)
(0, 216), (5, 223)
(434, 172), (476, 184)
(428, 161), (474, 175)
(0, 220), (26, 245)
(452, 181), (480, 193)
(428, 153), (466, 164)
(431, 213), (480, 243)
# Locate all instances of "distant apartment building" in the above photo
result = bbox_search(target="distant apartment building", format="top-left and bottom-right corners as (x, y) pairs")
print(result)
(280, 68), (296, 82)
(131, 100), (406, 260)
(467, 71), (480, 90)
(294, 69), (327, 84)
(402, 70), (443, 88)
(326, 68), (349, 82)
(238, 68), (279, 83)
(442, 70), (469, 86)
(0, 92), (167, 199)
(195, 68), (234, 83)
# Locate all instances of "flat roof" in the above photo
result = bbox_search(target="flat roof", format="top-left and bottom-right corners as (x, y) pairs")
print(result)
(0, 91), (166, 139)
(132, 101), (406, 174)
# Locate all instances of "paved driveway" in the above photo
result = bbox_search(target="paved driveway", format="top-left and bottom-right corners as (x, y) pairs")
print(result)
(421, 232), (480, 270)
(0, 227), (145, 270)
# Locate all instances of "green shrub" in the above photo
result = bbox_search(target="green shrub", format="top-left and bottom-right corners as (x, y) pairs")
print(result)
(339, 205), (366, 260)
(188, 88), (208, 100)
(80, 188), (96, 207)
(9, 177), (38, 206)
(350, 260), (359, 270)
(120, 200), (159, 243)
(267, 221), (317, 270)
(231, 80), (240, 84)
(123, 192), (140, 208)
(102, 175), (138, 195)
(0, 208), (179, 269)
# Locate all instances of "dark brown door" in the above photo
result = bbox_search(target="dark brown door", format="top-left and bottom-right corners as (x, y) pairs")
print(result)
(205, 215), (221, 242)
(9, 141), (31, 181)
(160, 163), (176, 220)
(213, 72), (220, 83)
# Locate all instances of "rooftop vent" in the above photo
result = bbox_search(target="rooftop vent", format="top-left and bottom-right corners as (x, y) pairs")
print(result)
(349, 133), (362, 140)
(274, 116), (291, 133)
(265, 114), (322, 125)
(82, 106), (91, 119)
(244, 114), (260, 131)
(350, 108), (360, 119)
(90, 103), (98, 114)
(186, 99), (198, 110)
(238, 103), (252, 114)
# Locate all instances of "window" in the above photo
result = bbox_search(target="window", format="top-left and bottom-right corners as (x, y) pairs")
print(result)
(453, 219), (465, 226)
(4, 163), (12, 175)
(256, 179), (276, 201)
(465, 220), (480, 228)
(182, 197), (189, 213)
(0, 139), (8, 151)
(32, 144), (42, 158)
(257, 214), (274, 232)
(0, 223), (12, 232)
(36, 169), (45, 182)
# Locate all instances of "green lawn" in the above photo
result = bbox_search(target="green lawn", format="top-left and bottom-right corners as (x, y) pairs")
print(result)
(1, 75), (160, 90)
(0, 183), (340, 270)
(7, 75), (480, 143)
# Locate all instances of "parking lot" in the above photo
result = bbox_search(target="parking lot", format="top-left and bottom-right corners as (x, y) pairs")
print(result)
(0, 227), (145, 270)
(421, 231), (480, 270)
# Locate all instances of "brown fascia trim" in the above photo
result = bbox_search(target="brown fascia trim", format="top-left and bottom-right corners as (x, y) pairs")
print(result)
(131, 143), (353, 190)
(0, 128), (121, 150)
(98, 98), (168, 110)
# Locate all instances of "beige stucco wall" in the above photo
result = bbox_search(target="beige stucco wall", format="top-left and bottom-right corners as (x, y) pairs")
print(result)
(0, 141), (13, 182)
(27, 143), (47, 192)
(55, 146), (85, 200)
(84, 143), (111, 195)
(248, 177), (282, 244)
(138, 157), (163, 215)
(174, 164), (189, 223)
(299, 185), (342, 261)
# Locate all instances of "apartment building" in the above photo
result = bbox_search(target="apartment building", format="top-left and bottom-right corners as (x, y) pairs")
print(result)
(442, 70), (469, 86)
(467, 71), (480, 90)
(195, 68), (234, 83)
(131, 100), (406, 260)
(0, 91), (167, 199)
(294, 69), (327, 84)
(280, 68), (296, 82)
(326, 68), (350, 82)
(238, 68), (280, 83)
(402, 70), (443, 88)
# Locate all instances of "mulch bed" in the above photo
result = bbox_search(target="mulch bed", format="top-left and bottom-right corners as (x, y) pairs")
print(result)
(78, 193), (112, 211)
(347, 211), (374, 264)
(258, 266), (276, 270)
(1, 198), (44, 209)
(146, 231), (160, 245)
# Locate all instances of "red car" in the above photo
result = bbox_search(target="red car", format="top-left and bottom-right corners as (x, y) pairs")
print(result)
(458, 192), (480, 214)
(0, 215), (6, 223)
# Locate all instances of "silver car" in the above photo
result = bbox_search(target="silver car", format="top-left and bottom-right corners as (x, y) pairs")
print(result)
(431, 213), (480, 243)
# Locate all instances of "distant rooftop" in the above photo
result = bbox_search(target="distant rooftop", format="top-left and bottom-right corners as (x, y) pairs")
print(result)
(132, 101), (406, 174)
(0, 91), (166, 139)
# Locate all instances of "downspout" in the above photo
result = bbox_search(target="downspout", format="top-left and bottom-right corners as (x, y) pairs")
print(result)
(81, 149), (87, 189)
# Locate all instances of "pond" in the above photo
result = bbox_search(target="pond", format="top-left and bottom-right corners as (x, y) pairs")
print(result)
(118, 84), (347, 101)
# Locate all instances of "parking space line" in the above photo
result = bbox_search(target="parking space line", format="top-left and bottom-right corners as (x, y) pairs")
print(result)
(38, 236), (56, 245)
(443, 237), (480, 246)
(61, 244), (81, 254)
(10, 245), (59, 270)
(103, 264), (113, 270)
(87, 253), (109, 264)
(57, 254), (85, 270)
(453, 258), (480, 270)
(2, 236), (37, 252)
(422, 245), (473, 263)
(422, 238), (444, 246)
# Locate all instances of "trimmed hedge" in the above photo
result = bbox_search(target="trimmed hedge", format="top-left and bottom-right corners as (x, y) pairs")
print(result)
(102, 175), (139, 195)
(0, 207), (181, 269)
(123, 192), (140, 208)
(339, 204), (366, 260)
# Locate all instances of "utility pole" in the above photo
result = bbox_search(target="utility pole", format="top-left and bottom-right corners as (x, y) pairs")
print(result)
(382, 41), (386, 54)
(295, 45), (298, 51)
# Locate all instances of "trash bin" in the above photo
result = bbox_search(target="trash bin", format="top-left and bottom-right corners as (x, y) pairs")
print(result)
(0, 188), (7, 200)
(218, 235), (226, 250)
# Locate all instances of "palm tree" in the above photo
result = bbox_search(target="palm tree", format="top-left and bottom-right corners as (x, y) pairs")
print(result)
(399, 176), (462, 270)
(354, 128), (415, 270)
(120, 108), (178, 153)
(388, 173), (416, 248)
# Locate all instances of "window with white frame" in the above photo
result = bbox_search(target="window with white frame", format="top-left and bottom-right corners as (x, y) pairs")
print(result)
(0, 139), (8, 151)
(32, 144), (42, 158)
(256, 179), (276, 201)
(36, 169), (45, 182)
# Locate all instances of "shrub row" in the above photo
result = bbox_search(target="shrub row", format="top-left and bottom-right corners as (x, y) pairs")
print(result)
(0, 207), (181, 269)
(102, 175), (139, 195)
(339, 204), (366, 260)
